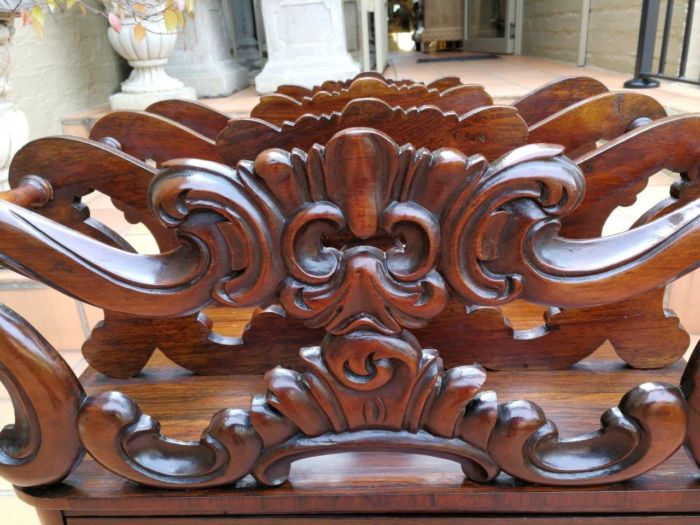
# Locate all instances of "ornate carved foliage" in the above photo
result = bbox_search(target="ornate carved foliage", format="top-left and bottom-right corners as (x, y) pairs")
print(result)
(77, 331), (688, 488)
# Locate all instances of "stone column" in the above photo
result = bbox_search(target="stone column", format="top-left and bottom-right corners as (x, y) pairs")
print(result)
(0, 18), (29, 191)
(254, 0), (360, 93)
(167, 0), (250, 98)
(232, 0), (261, 67)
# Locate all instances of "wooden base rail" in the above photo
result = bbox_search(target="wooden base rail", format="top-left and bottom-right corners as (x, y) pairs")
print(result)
(0, 301), (693, 490)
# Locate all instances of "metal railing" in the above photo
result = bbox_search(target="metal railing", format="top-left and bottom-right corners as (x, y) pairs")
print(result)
(625, 0), (699, 88)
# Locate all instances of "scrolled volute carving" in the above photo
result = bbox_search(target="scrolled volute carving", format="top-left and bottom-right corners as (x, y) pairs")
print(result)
(78, 391), (261, 488)
(0, 305), (85, 487)
(440, 143), (585, 305)
(150, 158), (286, 308)
(77, 329), (688, 489)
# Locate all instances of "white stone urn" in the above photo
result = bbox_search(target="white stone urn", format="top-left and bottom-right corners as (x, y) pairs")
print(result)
(0, 19), (29, 191)
(106, 6), (196, 110)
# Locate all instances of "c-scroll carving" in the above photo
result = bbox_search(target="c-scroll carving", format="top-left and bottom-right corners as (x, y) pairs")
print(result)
(77, 330), (688, 488)
(0, 304), (85, 487)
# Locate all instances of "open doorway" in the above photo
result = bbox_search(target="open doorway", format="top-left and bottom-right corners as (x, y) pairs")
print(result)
(413, 0), (522, 56)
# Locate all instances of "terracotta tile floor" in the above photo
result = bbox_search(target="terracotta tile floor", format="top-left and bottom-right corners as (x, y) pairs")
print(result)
(3, 51), (700, 523)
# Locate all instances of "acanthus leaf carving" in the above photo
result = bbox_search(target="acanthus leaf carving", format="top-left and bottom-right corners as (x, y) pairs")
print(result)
(76, 329), (688, 489)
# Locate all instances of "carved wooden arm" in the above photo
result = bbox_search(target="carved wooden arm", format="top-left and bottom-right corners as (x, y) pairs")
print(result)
(1, 133), (697, 319)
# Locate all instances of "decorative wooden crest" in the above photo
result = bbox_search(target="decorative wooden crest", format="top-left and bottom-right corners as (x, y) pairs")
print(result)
(250, 77), (493, 126)
(275, 72), (463, 100)
(218, 98), (528, 165)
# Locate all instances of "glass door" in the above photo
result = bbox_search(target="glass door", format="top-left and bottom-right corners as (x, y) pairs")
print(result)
(463, 0), (516, 54)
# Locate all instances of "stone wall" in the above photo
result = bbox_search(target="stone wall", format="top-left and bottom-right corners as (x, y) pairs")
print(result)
(10, 13), (125, 139)
(521, 0), (582, 64)
(521, 0), (700, 78)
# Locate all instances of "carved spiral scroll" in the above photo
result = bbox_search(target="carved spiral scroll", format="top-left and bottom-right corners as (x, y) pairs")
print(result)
(490, 383), (687, 484)
(76, 330), (688, 489)
(79, 392), (261, 487)
(0, 305), (85, 487)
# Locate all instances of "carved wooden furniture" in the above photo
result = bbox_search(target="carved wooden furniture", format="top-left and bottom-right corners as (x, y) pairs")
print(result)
(63, 75), (690, 380)
(1, 113), (700, 522)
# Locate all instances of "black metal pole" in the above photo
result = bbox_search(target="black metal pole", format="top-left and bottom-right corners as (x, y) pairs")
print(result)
(624, 0), (661, 88)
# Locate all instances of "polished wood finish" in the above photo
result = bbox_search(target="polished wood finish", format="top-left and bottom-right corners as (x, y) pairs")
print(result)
(6, 108), (694, 377)
(276, 72), (463, 100)
(219, 99), (528, 164)
(146, 100), (230, 141)
(15, 348), (700, 520)
(250, 77), (493, 126)
(512, 76), (608, 125)
(1, 76), (699, 523)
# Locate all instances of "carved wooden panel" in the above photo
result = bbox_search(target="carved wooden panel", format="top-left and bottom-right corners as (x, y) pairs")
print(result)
(219, 99), (528, 164)
(527, 91), (666, 158)
(7, 113), (697, 376)
(89, 111), (220, 166)
(250, 77), (493, 126)
(76, 330), (687, 488)
(146, 100), (231, 141)
(275, 72), (463, 100)
(512, 76), (608, 126)
(0, 127), (697, 491)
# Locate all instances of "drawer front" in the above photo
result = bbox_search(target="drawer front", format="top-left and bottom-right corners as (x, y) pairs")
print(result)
(67, 516), (700, 525)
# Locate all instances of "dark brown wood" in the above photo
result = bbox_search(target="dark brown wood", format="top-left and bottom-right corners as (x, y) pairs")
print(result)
(0, 76), (697, 524)
(0, 174), (53, 208)
(146, 100), (231, 140)
(218, 99), (528, 164)
(0, 304), (84, 487)
(275, 72), (463, 100)
(89, 111), (220, 165)
(512, 76), (608, 126)
(82, 307), (323, 377)
(527, 91), (667, 158)
(15, 348), (700, 518)
(250, 77), (493, 126)
(5, 126), (700, 376)
(61, 518), (700, 524)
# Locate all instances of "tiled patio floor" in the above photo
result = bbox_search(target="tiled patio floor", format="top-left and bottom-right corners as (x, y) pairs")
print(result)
(3, 51), (700, 523)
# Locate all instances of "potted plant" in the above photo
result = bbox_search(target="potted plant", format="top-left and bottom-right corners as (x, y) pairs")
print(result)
(17, 0), (197, 109)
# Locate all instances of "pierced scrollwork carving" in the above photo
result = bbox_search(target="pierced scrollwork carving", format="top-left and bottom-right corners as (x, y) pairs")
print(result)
(78, 330), (688, 489)
(78, 392), (261, 488)
(491, 383), (687, 485)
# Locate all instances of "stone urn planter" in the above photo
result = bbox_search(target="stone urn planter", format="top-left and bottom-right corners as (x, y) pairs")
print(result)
(106, 5), (196, 110)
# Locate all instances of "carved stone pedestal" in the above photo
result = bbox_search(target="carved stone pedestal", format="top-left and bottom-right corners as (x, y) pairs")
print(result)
(254, 0), (360, 93)
(166, 0), (250, 98)
(0, 19), (29, 191)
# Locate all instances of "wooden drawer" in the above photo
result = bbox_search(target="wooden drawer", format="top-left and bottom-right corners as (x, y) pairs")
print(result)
(66, 516), (700, 525)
